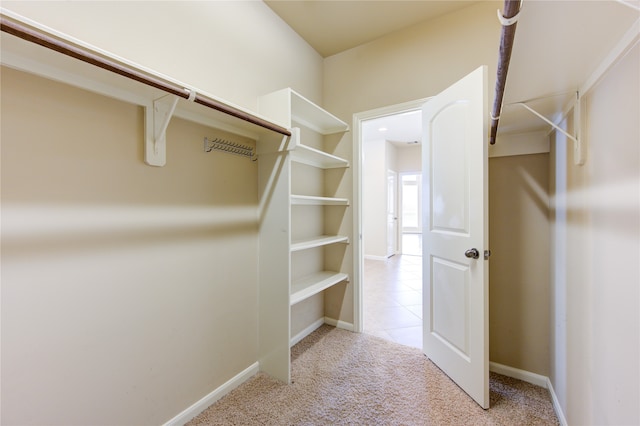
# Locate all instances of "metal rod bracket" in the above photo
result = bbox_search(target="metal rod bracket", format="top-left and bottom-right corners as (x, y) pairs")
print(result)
(497, 7), (521, 26)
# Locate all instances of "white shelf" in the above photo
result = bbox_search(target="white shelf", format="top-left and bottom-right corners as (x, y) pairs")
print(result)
(258, 88), (349, 135)
(291, 195), (349, 206)
(290, 271), (349, 306)
(290, 89), (349, 135)
(291, 144), (350, 169)
(290, 235), (349, 252)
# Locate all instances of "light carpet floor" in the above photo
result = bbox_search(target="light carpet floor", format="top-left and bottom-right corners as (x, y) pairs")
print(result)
(188, 325), (559, 425)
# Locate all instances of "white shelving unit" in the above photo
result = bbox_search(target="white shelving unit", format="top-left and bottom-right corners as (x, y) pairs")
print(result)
(257, 88), (350, 383)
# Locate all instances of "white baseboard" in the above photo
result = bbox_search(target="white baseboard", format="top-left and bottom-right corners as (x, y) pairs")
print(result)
(290, 317), (355, 347)
(364, 255), (387, 261)
(546, 377), (569, 426)
(489, 362), (567, 426)
(489, 361), (548, 388)
(324, 317), (354, 331)
(290, 318), (325, 347)
(163, 362), (259, 426)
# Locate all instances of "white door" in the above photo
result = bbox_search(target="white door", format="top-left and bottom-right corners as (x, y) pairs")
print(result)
(422, 66), (489, 408)
(387, 170), (398, 257)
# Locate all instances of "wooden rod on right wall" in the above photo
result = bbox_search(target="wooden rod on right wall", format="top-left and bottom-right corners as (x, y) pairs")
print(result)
(490, 0), (522, 145)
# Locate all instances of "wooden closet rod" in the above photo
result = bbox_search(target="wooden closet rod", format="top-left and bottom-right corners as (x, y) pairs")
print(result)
(490, 0), (522, 145)
(0, 16), (291, 138)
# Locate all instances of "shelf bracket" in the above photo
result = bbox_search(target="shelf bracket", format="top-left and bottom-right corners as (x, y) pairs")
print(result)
(512, 93), (585, 166)
(144, 94), (179, 167)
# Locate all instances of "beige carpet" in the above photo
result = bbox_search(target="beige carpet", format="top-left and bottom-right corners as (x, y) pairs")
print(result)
(188, 325), (559, 425)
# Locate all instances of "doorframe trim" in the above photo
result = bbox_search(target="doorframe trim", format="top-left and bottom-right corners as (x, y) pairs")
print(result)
(352, 97), (431, 333)
(387, 168), (400, 258)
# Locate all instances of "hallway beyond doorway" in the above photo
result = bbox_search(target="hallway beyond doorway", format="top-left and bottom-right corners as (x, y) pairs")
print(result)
(401, 233), (422, 256)
(363, 245), (422, 349)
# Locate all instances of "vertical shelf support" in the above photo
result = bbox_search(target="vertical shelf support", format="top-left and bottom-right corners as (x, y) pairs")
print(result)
(145, 94), (179, 167)
(574, 92), (586, 166)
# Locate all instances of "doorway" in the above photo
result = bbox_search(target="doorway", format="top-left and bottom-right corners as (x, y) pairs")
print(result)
(354, 101), (425, 347)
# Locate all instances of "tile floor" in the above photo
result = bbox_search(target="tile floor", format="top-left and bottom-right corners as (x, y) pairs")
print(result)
(363, 234), (423, 350)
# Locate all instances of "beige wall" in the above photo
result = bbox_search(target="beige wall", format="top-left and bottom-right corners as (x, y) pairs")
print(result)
(396, 145), (422, 173)
(1, 2), (323, 424)
(489, 153), (550, 376)
(324, 0), (501, 121)
(550, 42), (639, 425)
(1, 68), (258, 424)
(363, 140), (388, 258)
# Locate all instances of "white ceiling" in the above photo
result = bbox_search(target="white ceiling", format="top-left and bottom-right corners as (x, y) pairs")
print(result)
(264, 0), (639, 144)
(362, 109), (422, 147)
(264, 1), (478, 58)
